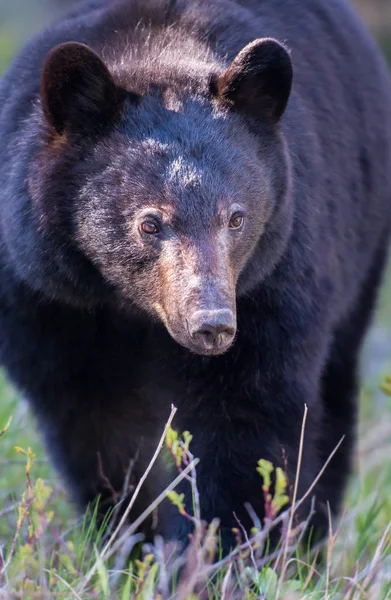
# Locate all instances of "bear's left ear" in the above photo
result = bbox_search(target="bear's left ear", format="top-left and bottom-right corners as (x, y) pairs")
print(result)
(212, 38), (293, 125)
(41, 42), (121, 135)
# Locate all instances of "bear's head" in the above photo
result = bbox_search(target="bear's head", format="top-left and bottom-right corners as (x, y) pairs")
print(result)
(34, 37), (293, 356)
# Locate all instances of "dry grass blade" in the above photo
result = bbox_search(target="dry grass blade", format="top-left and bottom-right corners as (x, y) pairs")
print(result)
(78, 404), (177, 591)
(46, 571), (83, 600)
(106, 458), (199, 559)
(292, 435), (346, 514)
(103, 404), (177, 555)
(221, 562), (233, 600)
(79, 457), (199, 593)
(276, 404), (308, 595)
(362, 521), (391, 590)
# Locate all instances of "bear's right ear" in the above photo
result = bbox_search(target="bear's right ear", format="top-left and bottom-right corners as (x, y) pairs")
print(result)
(41, 42), (121, 135)
(212, 38), (293, 125)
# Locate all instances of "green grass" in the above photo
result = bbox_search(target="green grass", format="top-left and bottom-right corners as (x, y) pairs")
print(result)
(0, 365), (391, 598)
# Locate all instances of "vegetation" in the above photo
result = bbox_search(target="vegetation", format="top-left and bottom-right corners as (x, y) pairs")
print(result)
(0, 363), (391, 598)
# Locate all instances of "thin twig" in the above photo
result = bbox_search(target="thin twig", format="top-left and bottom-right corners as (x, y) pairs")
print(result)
(97, 451), (119, 505)
(106, 459), (199, 559)
(362, 521), (391, 589)
(47, 571), (83, 600)
(221, 562), (233, 600)
(0, 504), (18, 518)
(187, 449), (201, 525)
(100, 404), (177, 558)
(233, 512), (257, 572)
(244, 502), (262, 532)
(0, 417), (12, 438)
(294, 435), (345, 512)
(0, 478), (34, 585)
(79, 457), (198, 592)
(276, 403), (308, 595)
(104, 453), (138, 540)
(110, 533), (145, 586)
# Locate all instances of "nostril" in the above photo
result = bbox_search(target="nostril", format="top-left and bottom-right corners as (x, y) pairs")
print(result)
(216, 323), (236, 337)
(195, 324), (235, 339)
(195, 329), (216, 344)
(188, 309), (237, 349)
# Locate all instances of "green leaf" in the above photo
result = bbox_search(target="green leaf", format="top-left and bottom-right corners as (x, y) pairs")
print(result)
(258, 567), (278, 599)
(121, 567), (134, 600)
(166, 490), (186, 514)
(93, 545), (110, 597)
(257, 459), (274, 492)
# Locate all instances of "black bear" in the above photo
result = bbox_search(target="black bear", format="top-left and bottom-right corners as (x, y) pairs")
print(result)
(0, 0), (390, 552)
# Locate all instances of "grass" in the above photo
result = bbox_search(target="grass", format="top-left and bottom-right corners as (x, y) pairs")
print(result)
(0, 363), (391, 598)
(0, 22), (391, 600)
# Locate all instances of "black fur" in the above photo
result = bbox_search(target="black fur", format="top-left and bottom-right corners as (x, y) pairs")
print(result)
(0, 0), (390, 553)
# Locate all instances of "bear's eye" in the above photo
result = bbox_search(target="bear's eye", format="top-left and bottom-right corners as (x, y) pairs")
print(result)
(228, 213), (244, 230)
(140, 220), (160, 235)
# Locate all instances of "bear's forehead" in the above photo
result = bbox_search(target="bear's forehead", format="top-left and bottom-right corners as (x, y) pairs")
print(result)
(119, 136), (262, 212)
(82, 95), (270, 215)
(122, 104), (262, 185)
(120, 95), (226, 146)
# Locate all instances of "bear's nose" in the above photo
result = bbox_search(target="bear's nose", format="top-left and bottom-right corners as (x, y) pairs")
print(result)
(188, 309), (236, 354)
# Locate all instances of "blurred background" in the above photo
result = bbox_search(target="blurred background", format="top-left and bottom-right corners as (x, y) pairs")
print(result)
(0, 0), (391, 67)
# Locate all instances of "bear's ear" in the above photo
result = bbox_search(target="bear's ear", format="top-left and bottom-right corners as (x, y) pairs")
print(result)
(212, 38), (293, 124)
(41, 42), (120, 135)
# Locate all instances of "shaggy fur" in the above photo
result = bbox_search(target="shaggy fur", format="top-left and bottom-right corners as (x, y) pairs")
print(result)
(0, 0), (390, 552)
